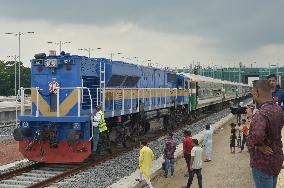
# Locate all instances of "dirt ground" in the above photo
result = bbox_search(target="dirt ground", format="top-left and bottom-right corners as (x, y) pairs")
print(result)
(0, 138), (24, 165)
(151, 121), (255, 188)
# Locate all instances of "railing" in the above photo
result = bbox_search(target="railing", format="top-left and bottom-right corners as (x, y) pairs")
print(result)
(17, 87), (33, 117)
(18, 87), (93, 117)
(103, 88), (189, 116)
(55, 87), (93, 117)
(18, 86), (189, 117)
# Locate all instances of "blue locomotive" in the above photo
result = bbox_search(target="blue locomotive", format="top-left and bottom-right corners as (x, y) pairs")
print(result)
(13, 51), (251, 163)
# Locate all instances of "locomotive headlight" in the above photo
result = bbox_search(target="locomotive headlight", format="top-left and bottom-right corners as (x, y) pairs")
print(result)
(34, 59), (43, 65)
(22, 121), (29, 128)
(45, 59), (58, 68)
(73, 123), (81, 130)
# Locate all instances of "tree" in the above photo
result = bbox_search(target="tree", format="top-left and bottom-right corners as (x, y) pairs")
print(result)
(0, 60), (31, 96)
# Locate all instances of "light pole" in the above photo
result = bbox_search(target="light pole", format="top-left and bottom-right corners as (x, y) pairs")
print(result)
(47, 41), (71, 53)
(7, 55), (18, 96)
(238, 62), (242, 83)
(5, 31), (35, 89)
(78, 48), (101, 58)
(141, 59), (151, 66)
(110, 52), (122, 61)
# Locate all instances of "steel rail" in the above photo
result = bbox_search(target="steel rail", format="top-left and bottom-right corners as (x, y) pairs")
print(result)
(0, 162), (43, 181)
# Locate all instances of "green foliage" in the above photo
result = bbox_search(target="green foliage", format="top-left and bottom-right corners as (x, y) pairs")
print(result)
(0, 60), (31, 96)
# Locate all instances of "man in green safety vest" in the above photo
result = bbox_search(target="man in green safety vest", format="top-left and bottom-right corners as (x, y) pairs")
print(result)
(94, 105), (107, 133)
(92, 105), (108, 152)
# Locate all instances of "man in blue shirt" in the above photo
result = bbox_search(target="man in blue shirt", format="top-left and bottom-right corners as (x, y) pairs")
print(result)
(267, 74), (284, 111)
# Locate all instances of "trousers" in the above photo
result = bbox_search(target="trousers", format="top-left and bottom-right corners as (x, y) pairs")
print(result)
(187, 168), (202, 188)
(252, 167), (278, 188)
(92, 126), (100, 152)
(164, 158), (174, 176)
(139, 171), (154, 188)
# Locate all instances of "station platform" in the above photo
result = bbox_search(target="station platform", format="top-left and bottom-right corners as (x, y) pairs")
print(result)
(0, 101), (31, 123)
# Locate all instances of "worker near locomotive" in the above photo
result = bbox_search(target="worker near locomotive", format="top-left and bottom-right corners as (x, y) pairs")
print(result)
(91, 105), (110, 154)
(12, 51), (251, 163)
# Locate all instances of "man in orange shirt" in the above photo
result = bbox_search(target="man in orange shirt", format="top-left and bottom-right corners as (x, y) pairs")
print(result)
(240, 119), (249, 153)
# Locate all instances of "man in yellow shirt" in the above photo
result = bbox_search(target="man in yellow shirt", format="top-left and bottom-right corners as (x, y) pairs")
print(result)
(137, 141), (154, 188)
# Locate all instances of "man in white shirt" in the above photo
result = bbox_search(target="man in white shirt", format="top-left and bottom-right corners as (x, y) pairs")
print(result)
(204, 124), (213, 162)
(183, 139), (203, 188)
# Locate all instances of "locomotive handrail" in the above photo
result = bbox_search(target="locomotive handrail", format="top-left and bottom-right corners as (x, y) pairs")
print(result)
(18, 87), (34, 117)
(102, 87), (182, 115)
(55, 87), (93, 117)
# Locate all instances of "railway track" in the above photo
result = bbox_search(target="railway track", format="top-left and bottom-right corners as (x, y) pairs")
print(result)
(0, 113), (210, 188)
(0, 162), (95, 188)
(0, 122), (17, 129)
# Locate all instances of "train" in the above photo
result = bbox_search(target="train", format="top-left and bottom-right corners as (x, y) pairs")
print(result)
(13, 51), (251, 163)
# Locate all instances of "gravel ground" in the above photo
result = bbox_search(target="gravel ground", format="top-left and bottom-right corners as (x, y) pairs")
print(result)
(0, 138), (25, 166)
(0, 160), (35, 175)
(58, 99), (251, 188)
(0, 126), (15, 140)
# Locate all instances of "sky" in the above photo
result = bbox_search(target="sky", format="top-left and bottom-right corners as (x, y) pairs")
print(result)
(0, 0), (283, 68)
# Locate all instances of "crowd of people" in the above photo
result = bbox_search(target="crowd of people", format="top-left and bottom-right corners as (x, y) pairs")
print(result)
(136, 74), (284, 188)
(137, 124), (213, 188)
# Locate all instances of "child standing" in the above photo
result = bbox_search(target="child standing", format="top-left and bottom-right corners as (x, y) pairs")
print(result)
(183, 139), (203, 188)
(230, 123), (237, 153)
(237, 123), (242, 148)
(240, 119), (249, 152)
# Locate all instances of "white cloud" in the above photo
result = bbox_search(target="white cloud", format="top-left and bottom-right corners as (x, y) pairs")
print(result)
(0, 18), (283, 69)
(0, 18), (220, 68)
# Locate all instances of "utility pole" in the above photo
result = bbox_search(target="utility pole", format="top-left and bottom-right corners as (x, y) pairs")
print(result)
(47, 41), (71, 53)
(239, 62), (242, 83)
(5, 31), (35, 89)
(7, 55), (18, 95)
(78, 48), (101, 58)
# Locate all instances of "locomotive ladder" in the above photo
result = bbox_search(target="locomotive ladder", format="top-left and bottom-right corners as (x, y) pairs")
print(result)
(99, 61), (106, 110)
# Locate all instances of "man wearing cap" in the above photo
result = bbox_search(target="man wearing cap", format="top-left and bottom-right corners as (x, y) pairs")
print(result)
(183, 129), (193, 176)
(91, 105), (108, 153)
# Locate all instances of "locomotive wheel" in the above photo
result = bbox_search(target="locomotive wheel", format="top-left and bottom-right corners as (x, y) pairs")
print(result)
(169, 111), (177, 129)
(138, 120), (146, 136)
(106, 131), (112, 153)
(98, 131), (112, 154)
(163, 116), (169, 131)
(122, 124), (127, 148)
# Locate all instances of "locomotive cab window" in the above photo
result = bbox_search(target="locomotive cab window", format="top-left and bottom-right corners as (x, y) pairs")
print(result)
(185, 81), (188, 89)
(177, 79), (183, 89)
